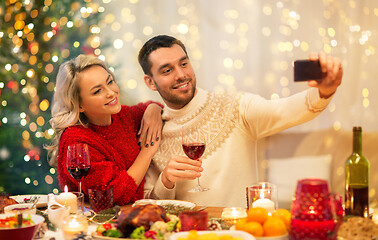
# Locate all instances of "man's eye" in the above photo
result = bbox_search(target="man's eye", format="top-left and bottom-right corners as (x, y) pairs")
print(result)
(163, 69), (171, 74)
(182, 62), (188, 67)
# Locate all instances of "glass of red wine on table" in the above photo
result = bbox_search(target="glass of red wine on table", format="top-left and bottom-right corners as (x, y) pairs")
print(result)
(66, 143), (91, 193)
(182, 126), (209, 192)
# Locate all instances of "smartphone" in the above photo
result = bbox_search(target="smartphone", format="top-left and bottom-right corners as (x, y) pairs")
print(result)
(294, 60), (323, 81)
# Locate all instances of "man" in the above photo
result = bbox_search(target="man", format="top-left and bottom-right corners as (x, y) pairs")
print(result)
(138, 35), (342, 207)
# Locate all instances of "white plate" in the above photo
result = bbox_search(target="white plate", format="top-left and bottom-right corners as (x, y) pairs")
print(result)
(10, 194), (48, 208)
(169, 230), (256, 240)
(133, 199), (196, 209)
(256, 234), (289, 240)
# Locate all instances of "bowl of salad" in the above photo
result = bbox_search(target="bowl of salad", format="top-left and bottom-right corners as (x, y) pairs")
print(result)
(0, 213), (45, 240)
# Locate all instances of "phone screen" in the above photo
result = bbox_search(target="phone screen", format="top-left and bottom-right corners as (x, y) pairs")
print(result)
(294, 60), (323, 81)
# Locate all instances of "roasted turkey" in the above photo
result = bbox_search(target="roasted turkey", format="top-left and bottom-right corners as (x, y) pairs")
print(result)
(117, 204), (169, 237)
(0, 193), (18, 213)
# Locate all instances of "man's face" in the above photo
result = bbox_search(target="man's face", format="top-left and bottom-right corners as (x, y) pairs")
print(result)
(144, 44), (196, 109)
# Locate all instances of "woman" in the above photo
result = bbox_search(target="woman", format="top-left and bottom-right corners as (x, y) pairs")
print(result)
(46, 54), (163, 205)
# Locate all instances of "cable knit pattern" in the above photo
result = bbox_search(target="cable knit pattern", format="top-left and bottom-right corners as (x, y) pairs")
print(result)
(153, 89), (241, 169)
(144, 88), (333, 207)
(57, 103), (150, 205)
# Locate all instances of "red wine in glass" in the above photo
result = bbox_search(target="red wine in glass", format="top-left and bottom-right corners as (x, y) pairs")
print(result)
(182, 143), (206, 160)
(182, 127), (209, 192)
(67, 143), (91, 193)
(67, 165), (90, 180)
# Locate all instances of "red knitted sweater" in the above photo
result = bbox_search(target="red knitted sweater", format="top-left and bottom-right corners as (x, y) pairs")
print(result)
(57, 103), (153, 205)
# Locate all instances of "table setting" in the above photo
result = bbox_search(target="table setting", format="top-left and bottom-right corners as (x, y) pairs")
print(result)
(1, 177), (378, 240)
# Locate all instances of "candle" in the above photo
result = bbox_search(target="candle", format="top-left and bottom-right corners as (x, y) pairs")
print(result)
(56, 185), (78, 214)
(221, 207), (247, 224)
(252, 198), (275, 214)
(62, 214), (88, 240)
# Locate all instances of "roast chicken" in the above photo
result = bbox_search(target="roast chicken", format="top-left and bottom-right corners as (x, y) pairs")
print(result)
(117, 204), (169, 237)
(0, 193), (18, 213)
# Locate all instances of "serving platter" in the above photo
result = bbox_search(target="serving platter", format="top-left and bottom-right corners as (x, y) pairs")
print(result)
(10, 194), (48, 208)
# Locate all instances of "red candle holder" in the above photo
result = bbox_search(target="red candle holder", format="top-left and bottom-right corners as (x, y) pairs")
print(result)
(290, 178), (342, 240)
(179, 211), (208, 231)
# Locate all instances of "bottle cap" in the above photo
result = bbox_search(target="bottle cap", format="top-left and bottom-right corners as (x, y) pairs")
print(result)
(353, 126), (362, 132)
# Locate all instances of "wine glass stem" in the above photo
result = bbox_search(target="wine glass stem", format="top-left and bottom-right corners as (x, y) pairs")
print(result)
(79, 180), (82, 193)
(197, 178), (201, 188)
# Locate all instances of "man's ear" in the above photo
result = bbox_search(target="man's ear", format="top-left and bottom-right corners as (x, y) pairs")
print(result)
(144, 75), (157, 91)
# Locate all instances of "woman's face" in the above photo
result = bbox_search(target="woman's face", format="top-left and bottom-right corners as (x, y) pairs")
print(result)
(78, 65), (121, 126)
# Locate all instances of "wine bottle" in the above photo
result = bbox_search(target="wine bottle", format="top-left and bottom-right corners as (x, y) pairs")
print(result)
(345, 126), (370, 217)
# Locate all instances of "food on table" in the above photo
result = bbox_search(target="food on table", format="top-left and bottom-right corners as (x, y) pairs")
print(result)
(0, 214), (34, 228)
(236, 207), (289, 237)
(96, 222), (122, 238)
(117, 204), (169, 236)
(337, 217), (378, 239)
(177, 230), (245, 240)
(0, 194), (18, 213)
(94, 204), (180, 239)
(271, 208), (291, 229)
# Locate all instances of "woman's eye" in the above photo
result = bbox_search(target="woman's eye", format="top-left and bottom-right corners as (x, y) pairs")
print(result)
(94, 89), (100, 95)
(108, 79), (114, 85)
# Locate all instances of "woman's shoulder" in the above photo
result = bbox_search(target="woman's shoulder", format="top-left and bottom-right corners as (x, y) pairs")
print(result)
(60, 125), (95, 143)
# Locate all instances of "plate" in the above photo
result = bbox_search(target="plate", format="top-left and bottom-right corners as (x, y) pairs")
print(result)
(91, 232), (130, 240)
(10, 194), (48, 208)
(256, 234), (289, 240)
(169, 230), (256, 240)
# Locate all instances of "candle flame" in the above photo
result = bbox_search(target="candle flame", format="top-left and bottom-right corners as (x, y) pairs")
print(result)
(260, 190), (265, 199)
(64, 185), (68, 193)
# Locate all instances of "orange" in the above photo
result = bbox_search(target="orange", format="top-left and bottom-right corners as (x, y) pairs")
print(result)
(247, 207), (268, 224)
(235, 219), (264, 237)
(272, 208), (291, 228)
(262, 216), (287, 237)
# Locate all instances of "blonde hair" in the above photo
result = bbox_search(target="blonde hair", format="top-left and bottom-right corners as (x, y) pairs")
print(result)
(45, 54), (115, 167)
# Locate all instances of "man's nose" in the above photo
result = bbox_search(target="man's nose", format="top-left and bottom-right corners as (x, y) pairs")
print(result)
(175, 67), (186, 80)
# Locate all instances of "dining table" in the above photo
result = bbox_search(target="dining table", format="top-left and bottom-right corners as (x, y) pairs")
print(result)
(41, 204), (225, 240)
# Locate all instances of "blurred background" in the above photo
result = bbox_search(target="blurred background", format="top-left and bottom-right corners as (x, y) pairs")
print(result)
(0, 0), (377, 195)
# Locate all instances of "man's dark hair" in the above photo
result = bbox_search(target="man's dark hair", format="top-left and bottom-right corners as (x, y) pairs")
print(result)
(138, 35), (188, 76)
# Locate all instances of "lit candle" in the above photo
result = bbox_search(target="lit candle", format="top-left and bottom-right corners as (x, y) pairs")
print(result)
(62, 214), (88, 240)
(221, 207), (247, 224)
(252, 198), (275, 214)
(56, 185), (78, 214)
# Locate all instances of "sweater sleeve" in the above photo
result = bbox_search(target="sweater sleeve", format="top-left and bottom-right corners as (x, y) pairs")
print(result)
(57, 128), (143, 205)
(144, 161), (176, 199)
(240, 88), (332, 139)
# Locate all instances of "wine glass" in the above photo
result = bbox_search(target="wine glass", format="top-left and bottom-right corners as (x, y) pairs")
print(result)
(66, 143), (91, 193)
(182, 126), (209, 192)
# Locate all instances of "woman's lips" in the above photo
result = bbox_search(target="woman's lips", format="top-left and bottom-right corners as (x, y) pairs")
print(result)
(106, 97), (118, 105)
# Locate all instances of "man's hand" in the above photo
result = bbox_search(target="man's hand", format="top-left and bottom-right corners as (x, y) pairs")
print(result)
(161, 155), (203, 189)
(308, 52), (343, 98)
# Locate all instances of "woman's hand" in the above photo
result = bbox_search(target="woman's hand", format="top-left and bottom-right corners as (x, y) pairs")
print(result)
(138, 103), (163, 148)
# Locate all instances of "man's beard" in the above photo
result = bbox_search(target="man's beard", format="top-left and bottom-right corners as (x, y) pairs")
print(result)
(154, 78), (196, 109)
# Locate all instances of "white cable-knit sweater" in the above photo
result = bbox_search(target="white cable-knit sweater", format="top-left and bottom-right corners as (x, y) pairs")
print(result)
(144, 88), (332, 207)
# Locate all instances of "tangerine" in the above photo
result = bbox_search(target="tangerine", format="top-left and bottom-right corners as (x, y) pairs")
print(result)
(262, 216), (287, 237)
(235, 219), (264, 237)
(272, 208), (291, 228)
(246, 207), (268, 224)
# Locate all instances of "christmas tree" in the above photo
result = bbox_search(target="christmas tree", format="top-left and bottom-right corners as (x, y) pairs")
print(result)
(0, 0), (105, 195)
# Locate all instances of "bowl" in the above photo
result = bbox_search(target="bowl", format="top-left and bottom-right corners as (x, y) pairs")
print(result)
(0, 213), (45, 240)
(4, 203), (37, 215)
(170, 230), (256, 240)
(256, 234), (289, 240)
